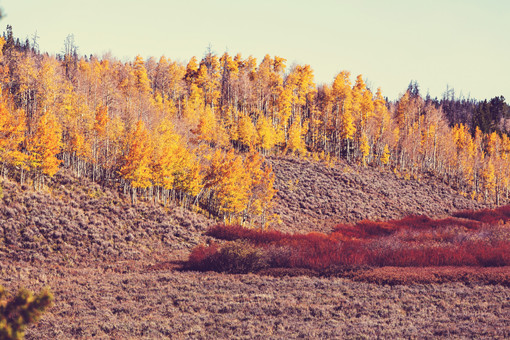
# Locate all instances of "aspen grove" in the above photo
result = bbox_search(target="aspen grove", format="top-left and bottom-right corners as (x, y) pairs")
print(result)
(0, 28), (509, 227)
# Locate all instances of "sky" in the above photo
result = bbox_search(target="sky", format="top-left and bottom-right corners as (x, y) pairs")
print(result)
(1, 0), (509, 101)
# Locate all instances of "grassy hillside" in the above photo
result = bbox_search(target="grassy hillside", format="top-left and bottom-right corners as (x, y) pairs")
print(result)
(269, 157), (488, 233)
(1, 157), (509, 339)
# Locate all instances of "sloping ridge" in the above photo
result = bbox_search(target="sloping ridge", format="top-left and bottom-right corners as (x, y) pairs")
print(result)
(269, 157), (489, 233)
(0, 157), (490, 264)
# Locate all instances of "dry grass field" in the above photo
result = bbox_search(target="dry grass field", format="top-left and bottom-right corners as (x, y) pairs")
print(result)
(1, 158), (509, 339)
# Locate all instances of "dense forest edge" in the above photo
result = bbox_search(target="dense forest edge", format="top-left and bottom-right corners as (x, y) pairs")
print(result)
(0, 25), (509, 231)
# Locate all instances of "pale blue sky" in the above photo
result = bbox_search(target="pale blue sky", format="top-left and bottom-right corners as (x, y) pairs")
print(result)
(2, 0), (509, 101)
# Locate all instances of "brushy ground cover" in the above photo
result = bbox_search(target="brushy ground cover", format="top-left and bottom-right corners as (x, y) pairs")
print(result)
(1, 265), (509, 339)
(267, 157), (490, 233)
(1, 161), (509, 339)
(187, 205), (510, 273)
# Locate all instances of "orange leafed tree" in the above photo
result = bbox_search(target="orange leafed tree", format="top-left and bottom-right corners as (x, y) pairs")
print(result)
(244, 151), (277, 227)
(286, 117), (308, 156)
(26, 111), (62, 189)
(380, 144), (390, 165)
(0, 93), (26, 177)
(120, 120), (153, 203)
(256, 114), (278, 154)
(205, 149), (251, 221)
(237, 112), (257, 150)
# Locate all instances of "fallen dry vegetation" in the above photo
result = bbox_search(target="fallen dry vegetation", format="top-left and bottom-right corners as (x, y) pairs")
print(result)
(1, 160), (510, 339)
(2, 265), (510, 339)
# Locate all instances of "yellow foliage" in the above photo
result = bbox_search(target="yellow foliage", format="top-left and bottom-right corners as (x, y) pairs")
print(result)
(380, 144), (390, 165)
(256, 114), (277, 152)
(183, 84), (203, 126)
(174, 155), (203, 197)
(205, 149), (250, 217)
(287, 118), (307, 155)
(133, 55), (151, 94)
(237, 112), (256, 149)
(204, 149), (275, 223)
(151, 118), (182, 190)
(26, 111), (62, 177)
(192, 106), (218, 146)
(360, 132), (370, 166)
(93, 105), (109, 137)
(119, 120), (153, 189)
(0, 95), (26, 169)
(340, 109), (356, 140)
(246, 158), (277, 227)
(482, 159), (496, 196)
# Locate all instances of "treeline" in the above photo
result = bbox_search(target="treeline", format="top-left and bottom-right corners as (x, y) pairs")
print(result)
(0, 26), (509, 220)
(0, 27), (277, 226)
(436, 83), (509, 135)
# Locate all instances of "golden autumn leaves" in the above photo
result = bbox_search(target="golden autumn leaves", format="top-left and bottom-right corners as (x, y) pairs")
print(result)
(1, 28), (510, 228)
(116, 118), (276, 224)
(0, 94), (62, 188)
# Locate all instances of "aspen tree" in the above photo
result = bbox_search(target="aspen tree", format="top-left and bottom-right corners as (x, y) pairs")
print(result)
(26, 111), (62, 189)
(244, 151), (276, 227)
(481, 159), (496, 202)
(395, 91), (410, 129)
(192, 106), (218, 146)
(256, 114), (277, 154)
(174, 155), (203, 207)
(237, 112), (256, 150)
(340, 107), (356, 160)
(0, 95), (26, 177)
(380, 144), (390, 165)
(120, 120), (153, 203)
(287, 117), (307, 156)
(184, 56), (199, 85)
(360, 132), (370, 166)
(151, 118), (181, 195)
(332, 71), (353, 157)
(351, 75), (366, 126)
(205, 150), (250, 221)
(133, 55), (151, 95)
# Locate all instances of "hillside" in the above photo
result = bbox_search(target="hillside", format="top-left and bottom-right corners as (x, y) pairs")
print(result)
(0, 172), (214, 267)
(0, 157), (489, 265)
(1, 157), (509, 338)
(268, 157), (488, 233)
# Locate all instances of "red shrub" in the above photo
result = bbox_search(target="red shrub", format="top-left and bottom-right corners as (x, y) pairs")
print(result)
(453, 205), (510, 224)
(206, 224), (288, 244)
(279, 234), (345, 270)
(188, 210), (510, 273)
(333, 215), (483, 240)
(368, 246), (477, 267)
(467, 241), (510, 267)
(186, 243), (220, 271)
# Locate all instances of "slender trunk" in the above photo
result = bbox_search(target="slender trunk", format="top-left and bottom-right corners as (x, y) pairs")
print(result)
(131, 187), (137, 205)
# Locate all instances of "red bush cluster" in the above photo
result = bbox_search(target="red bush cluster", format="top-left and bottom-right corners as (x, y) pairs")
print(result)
(453, 205), (510, 224)
(332, 215), (482, 240)
(187, 243), (220, 271)
(206, 224), (289, 244)
(188, 205), (510, 272)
